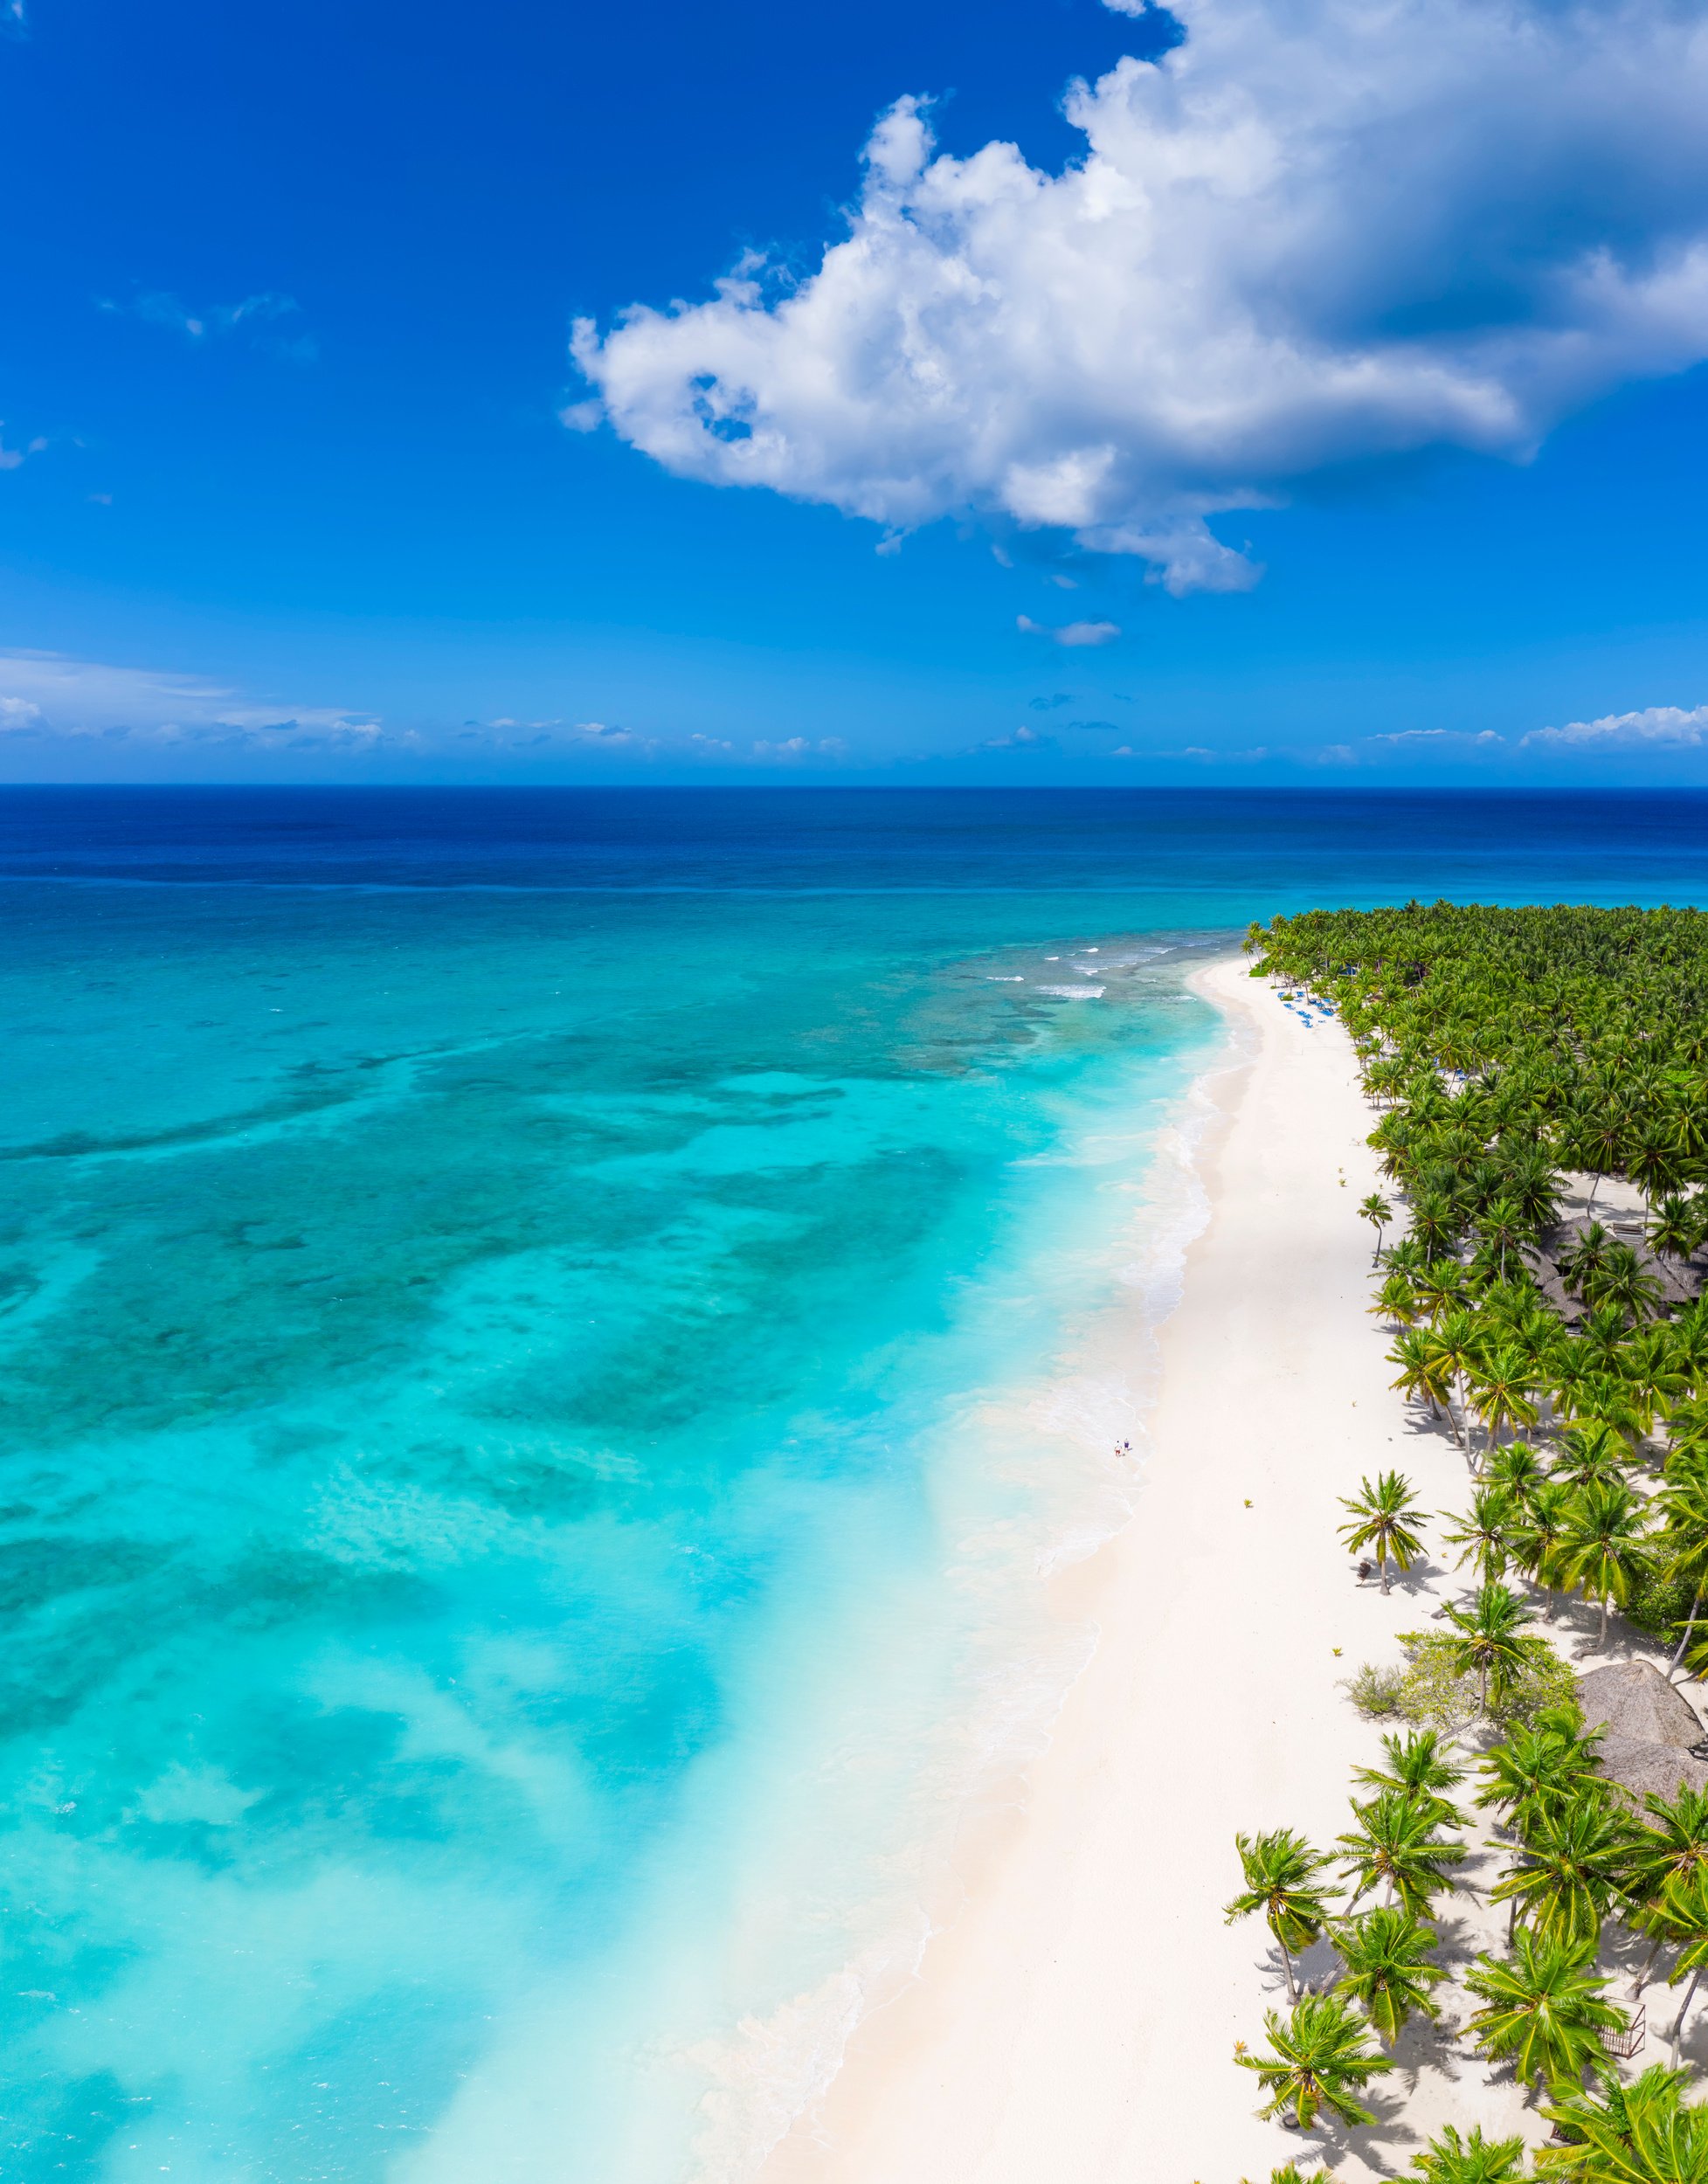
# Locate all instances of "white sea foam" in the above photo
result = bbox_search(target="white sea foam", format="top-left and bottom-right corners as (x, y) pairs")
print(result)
(1037, 984), (1104, 998)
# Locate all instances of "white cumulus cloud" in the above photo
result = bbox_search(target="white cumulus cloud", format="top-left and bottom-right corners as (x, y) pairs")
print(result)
(1523, 704), (1708, 750)
(572, 0), (1708, 592)
(1017, 614), (1122, 646)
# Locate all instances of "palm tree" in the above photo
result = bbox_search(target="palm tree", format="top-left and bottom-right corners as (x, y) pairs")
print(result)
(1226, 1830), (1335, 2003)
(1649, 1193), (1700, 1268)
(1476, 1199), (1534, 1287)
(1371, 1269), (1421, 1328)
(1511, 1478), (1576, 1621)
(1440, 1486), (1519, 1586)
(1338, 1472), (1428, 1594)
(1352, 1728), (1467, 1828)
(1234, 1995), (1393, 2130)
(1476, 1715), (1604, 1838)
(1639, 1866), (1708, 2062)
(1553, 1419), (1635, 1494)
(1655, 1456), (1708, 1677)
(1484, 1440), (1547, 1515)
(1492, 1788), (1635, 1947)
(1336, 1791), (1465, 1917)
(1540, 2062), (1699, 2179)
(1389, 1328), (1455, 1432)
(1463, 1929), (1626, 2098)
(1442, 1583), (1534, 1714)
(1560, 1220), (1617, 1296)
(1590, 1243), (1666, 1326)
(1554, 1480), (1653, 1648)
(1429, 1308), (1485, 1459)
(1407, 2125), (1526, 2183)
(1360, 1191), (1394, 1262)
(1331, 1905), (1445, 2042)
(1468, 1344), (1541, 1452)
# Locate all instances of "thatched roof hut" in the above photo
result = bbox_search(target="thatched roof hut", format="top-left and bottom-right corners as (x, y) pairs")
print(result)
(1579, 1661), (1708, 1806)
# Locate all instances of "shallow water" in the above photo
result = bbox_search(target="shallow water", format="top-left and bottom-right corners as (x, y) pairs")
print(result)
(1, 788), (1704, 2183)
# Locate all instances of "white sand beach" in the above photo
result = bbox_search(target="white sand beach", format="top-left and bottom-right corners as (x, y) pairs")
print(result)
(757, 949), (1592, 2184)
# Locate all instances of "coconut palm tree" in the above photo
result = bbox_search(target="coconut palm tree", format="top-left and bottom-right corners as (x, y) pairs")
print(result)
(1234, 1995), (1393, 2130)
(1440, 1487), (1520, 1586)
(1407, 2125), (1526, 2183)
(1476, 1714), (1604, 1838)
(1485, 1440), (1548, 1516)
(1560, 1220), (1618, 1297)
(1540, 2062), (1699, 2180)
(1336, 1791), (1465, 1918)
(1649, 1194), (1701, 1268)
(1338, 1472), (1428, 1595)
(1389, 1328), (1456, 1433)
(1463, 1930), (1626, 2098)
(1430, 1308), (1486, 1456)
(1554, 1480), (1653, 1648)
(1226, 1830), (1336, 2003)
(1371, 1269), (1421, 1329)
(1511, 1478), (1576, 1620)
(1491, 1788), (1635, 1947)
(1627, 1788), (1708, 1995)
(1590, 1243), (1666, 1327)
(1352, 1728), (1467, 1828)
(1654, 1455), (1708, 1677)
(1469, 1345), (1541, 1453)
(1331, 1906), (1445, 2042)
(1554, 1420), (1635, 1493)
(1476, 1199), (1535, 1288)
(1639, 1866), (1708, 2062)
(1359, 1191), (1394, 1262)
(1442, 1583), (1535, 1713)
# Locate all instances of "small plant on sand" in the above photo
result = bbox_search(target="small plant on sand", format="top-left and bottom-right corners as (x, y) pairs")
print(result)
(1234, 1995), (1393, 2129)
(1345, 1662), (1407, 1719)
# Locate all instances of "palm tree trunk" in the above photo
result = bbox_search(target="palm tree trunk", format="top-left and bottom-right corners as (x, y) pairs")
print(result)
(1601, 1594), (1610, 1648)
(1278, 1934), (1298, 2003)
(1635, 1933), (1667, 1994)
(1671, 1964), (1703, 2062)
(1670, 1591), (1703, 1680)
(1380, 1554), (1392, 1597)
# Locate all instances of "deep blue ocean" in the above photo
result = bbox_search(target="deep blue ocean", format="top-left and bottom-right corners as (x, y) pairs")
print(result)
(3, 787), (1705, 2184)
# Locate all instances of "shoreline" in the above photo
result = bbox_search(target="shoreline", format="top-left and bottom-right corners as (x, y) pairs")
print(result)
(755, 950), (1497, 2184)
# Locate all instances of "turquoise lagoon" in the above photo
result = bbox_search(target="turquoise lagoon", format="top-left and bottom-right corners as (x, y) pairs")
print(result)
(2, 788), (1705, 2183)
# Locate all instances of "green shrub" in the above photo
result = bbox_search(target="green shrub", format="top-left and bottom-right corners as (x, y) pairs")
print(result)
(1627, 1566), (1696, 1647)
(1391, 1630), (1577, 1734)
(1344, 1662), (1407, 1717)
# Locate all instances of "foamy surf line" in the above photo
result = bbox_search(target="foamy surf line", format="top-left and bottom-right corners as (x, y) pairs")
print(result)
(683, 952), (1249, 2184)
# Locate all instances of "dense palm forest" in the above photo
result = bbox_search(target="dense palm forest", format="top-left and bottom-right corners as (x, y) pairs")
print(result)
(1225, 905), (1708, 2183)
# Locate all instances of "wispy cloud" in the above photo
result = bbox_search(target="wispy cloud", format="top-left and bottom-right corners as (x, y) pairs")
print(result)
(1016, 615), (1121, 647)
(0, 423), (47, 472)
(1522, 704), (1708, 750)
(1366, 728), (1504, 749)
(0, 651), (380, 748)
(99, 291), (317, 362)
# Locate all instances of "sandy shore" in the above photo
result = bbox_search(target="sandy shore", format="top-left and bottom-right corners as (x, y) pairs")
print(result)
(757, 950), (1543, 2184)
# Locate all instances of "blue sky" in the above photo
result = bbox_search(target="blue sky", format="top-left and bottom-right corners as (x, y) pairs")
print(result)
(3, 0), (1708, 782)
